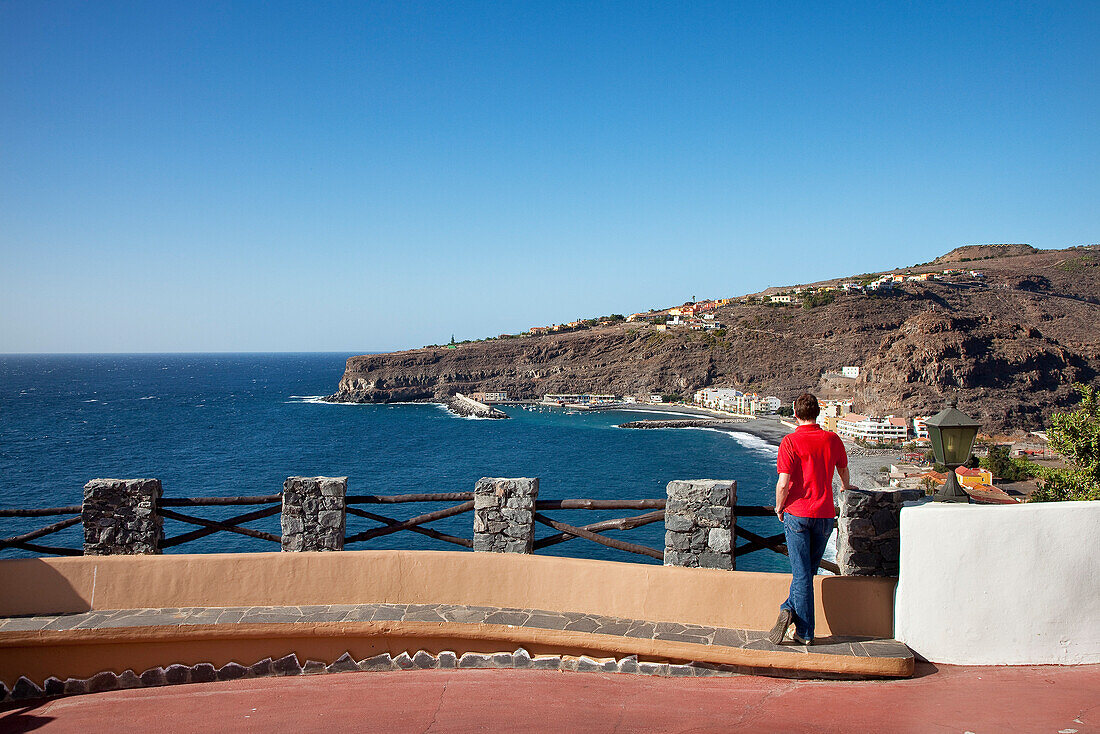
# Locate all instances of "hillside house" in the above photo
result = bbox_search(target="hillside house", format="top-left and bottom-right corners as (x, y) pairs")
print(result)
(836, 414), (908, 443)
(955, 467), (995, 487)
(912, 416), (930, 439)
(816, 399), (854, 431)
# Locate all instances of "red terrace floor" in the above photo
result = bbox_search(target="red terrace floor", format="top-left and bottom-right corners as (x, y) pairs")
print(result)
(2, 664), (1097, 734)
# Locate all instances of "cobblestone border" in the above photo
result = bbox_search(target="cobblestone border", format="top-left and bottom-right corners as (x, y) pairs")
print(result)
(0, 647), (824, 704)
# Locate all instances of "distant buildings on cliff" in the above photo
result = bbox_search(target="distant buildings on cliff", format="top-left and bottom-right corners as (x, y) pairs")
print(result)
(464, 266), (989, 347)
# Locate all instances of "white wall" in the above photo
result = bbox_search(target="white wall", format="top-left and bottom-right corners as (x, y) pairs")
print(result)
(895, 501), (1100, 665)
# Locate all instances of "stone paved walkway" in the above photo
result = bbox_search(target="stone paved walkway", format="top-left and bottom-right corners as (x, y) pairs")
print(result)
(1, 664), (1096, 733)
(0, 602), (910, 662)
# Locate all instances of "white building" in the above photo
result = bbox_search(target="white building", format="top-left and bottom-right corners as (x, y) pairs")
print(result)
(841, 366), (860, 379)
(695, 387), (742, 409)
(913, 416), (931, 439)
(836, 414), (908, 443)
(543, 393), (618, 405)
(472, 391), (508, 403)
(820, 399), (853, 416)
(694, 388), (775, 415)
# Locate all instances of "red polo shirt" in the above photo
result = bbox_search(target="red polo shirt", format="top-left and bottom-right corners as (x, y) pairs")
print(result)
(776, 423), (847, 518)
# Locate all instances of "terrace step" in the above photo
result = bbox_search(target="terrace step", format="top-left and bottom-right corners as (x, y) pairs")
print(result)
(0, 602), (913, 699)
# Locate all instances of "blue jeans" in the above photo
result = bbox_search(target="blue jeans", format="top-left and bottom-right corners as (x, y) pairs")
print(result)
(781, 514), (834, 641)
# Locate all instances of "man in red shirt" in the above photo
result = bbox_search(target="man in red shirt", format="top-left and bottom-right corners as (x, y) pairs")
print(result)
(767, 393), (855, 645)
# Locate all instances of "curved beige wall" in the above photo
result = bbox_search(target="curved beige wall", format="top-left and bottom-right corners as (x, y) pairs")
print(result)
(0, 550), (894, 637)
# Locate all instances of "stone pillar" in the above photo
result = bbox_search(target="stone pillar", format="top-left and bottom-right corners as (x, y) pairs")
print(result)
(837, 487), (924, 576)
(281, 476), (347, 552)
(82, 478), (163, 555)
(663, 480), (736, 570)
(473, 477), (539, 553)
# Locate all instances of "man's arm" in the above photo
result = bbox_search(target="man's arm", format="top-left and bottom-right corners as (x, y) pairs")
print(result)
(775, 472), (791, 519)
(837, 465), (856, 491)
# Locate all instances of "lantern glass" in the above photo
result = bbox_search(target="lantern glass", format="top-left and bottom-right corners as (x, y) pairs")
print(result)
(940, 426), (978, 466)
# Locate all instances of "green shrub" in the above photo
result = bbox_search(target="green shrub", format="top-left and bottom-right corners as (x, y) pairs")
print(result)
(1029, 384), (1100, 502)
(980, 445), (1037, 482)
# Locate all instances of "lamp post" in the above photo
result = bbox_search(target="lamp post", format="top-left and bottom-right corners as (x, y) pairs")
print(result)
(924, 398), (981, 503)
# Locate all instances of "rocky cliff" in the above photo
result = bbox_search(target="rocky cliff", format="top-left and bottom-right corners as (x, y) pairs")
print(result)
(328, 246), (1100, 433)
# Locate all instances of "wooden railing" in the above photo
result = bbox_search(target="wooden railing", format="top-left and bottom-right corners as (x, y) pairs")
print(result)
(345, 493), (475, 549)
(532, 499), (666, 560)
(0, 493), (838, 573)
(158, 495), (282, 549)
(0, 506), (83, 556)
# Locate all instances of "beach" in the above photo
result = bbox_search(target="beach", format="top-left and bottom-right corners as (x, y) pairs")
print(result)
(614, 403), (896, 490)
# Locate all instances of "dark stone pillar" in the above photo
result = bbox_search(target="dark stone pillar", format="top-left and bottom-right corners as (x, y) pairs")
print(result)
(837, 487), (924, 576)
(473, 477), (539, 553)
(82, 479), (163, 555)
(663, 480), (736, 570)
(281, 476), (347, 552)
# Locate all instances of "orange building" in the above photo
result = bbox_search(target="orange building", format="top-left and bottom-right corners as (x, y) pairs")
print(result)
(955, 467), (995, 487)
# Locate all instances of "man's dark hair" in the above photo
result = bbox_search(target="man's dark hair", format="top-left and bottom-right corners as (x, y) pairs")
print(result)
(794, 393), (820, 421)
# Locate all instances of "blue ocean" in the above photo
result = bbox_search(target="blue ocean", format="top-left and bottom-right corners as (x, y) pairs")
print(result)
(0, 354), (789, 570)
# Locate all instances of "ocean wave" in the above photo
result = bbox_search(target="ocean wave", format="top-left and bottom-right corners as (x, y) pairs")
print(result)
(726, 430), (780, 455)
(285, 395), (338, 405)
(139, 395), (157, 400)
(651, 425), (780, 455)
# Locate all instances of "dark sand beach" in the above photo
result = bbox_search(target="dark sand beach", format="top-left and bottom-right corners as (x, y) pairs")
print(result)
(614, 404), (895, 489)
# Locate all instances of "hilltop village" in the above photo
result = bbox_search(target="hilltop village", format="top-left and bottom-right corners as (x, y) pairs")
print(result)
(518, 267), (986, 337)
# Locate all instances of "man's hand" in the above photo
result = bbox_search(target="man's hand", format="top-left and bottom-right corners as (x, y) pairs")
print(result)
(774, 470), (792, 521)
(775, 472), (791, 522)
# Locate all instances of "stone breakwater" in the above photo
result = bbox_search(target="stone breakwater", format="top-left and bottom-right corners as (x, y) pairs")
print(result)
(618, 419), (747, 429)
(447, 393), (509, 419)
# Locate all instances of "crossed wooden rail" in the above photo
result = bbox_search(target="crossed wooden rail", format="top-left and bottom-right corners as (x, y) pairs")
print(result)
(0, 494), (838, 573)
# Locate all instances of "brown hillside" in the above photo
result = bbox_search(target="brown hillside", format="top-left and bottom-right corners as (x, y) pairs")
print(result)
(329, 246), (1100, 434)
(932, 243), (1037, 263)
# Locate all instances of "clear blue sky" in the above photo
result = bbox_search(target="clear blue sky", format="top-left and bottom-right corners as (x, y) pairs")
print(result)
(2, 1), (1097, 353)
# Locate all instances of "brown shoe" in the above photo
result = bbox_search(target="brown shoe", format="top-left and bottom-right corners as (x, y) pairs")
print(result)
(767, 608), (792, 645)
